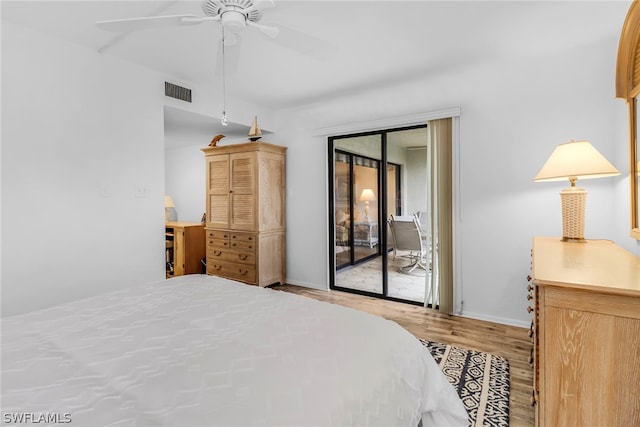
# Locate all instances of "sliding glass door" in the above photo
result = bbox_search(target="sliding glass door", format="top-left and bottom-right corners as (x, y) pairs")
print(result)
(329, 126), (429, 305)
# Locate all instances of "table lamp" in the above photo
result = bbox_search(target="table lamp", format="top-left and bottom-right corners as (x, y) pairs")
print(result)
(165, 195), (176, 223)
(359, 188), (376, 222)
(534, 140), (620, 242)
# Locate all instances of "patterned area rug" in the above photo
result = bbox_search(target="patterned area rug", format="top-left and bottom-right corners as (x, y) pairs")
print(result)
(420, 339), (510, 427)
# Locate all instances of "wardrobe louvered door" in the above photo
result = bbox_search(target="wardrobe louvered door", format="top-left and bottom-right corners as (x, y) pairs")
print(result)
(230, 153), (256, 231)
(207, 155), (230, 229)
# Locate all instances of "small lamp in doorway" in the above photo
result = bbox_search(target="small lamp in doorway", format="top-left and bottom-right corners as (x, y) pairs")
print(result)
(533, 140), (620, 242)
(165, 195), (176, 223)
(359, 188), (376, 222)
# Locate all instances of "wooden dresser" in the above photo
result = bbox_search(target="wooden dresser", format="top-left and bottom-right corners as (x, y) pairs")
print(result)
(202, 141), (286, 286)
(529, 237), (640, 426)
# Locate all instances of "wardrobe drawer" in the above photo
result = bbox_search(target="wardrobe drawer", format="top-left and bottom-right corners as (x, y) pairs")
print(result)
(207, 230), (230, 240)
(229, 232), (256, 244)
(207, 260), (256, 284)
(228, 239), (256, 252)
(207, 238), (229, 249)
(207, 247), (255, 265)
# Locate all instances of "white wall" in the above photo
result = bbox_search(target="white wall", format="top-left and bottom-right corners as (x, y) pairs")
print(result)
(272, 35), (629, 327)
(1, 21), (167, 316)
(165, 143), (206, 223)
(405, 148), (428, 215)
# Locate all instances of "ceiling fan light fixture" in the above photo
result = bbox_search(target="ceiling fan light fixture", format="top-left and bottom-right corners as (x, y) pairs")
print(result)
(221, 9), (246, 33)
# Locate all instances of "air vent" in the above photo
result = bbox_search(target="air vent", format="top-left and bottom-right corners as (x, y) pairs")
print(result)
(165, 82), (192, 103)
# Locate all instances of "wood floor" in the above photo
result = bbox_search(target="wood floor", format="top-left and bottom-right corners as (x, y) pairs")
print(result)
(272, 284), (535, 427)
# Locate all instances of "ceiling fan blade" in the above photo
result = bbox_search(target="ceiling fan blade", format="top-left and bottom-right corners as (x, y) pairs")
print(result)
(96, 14), (207, 32)
(246, 20), (279, 39)
(268, 24), (336, 60)
(245, 0), (275, 13)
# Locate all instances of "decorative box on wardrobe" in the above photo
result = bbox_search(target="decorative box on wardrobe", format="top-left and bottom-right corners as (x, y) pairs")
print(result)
(202, 141), (286, 286)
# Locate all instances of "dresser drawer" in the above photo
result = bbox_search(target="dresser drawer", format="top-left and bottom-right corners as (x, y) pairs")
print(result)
(229, 240), (255, 252)
(207, 230), (231, 240)
(207, 238), (229, 248)
(207, 247), (256, 265)
(207, 260), (256, 283)
(229, 232), (256, 244)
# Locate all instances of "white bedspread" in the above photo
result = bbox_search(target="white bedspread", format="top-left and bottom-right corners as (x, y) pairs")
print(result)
(1, 275), (467, 426)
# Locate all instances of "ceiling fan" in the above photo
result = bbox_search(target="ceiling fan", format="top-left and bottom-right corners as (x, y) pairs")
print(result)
(96, 0), (280, 40)
(96, 0), (332, 126)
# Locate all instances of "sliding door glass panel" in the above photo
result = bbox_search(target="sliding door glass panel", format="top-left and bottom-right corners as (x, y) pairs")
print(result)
(385, 127), (429, 303)
(334, 154), (352, 269)
(334, 135), (382, 294)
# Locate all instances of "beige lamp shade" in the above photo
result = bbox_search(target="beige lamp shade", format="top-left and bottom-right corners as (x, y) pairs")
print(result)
(359, 188), (377, 202)
(534, 140), (620, 242)
(533, 140), (620, 182)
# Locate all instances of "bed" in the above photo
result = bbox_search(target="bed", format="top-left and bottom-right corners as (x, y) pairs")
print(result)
(1, 275), (467, 426)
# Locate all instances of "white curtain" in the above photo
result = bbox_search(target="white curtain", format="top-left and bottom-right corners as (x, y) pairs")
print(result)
(424, 118), (453, 313)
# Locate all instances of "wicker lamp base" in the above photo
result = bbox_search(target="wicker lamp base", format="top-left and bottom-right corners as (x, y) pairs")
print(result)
(560, 186), (587, 242)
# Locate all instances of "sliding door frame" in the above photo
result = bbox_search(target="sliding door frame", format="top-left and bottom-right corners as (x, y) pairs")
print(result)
(328, 124), (430, 306)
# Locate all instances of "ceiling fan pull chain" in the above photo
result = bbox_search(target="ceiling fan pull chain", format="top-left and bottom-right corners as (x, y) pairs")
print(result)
(221, 26), (229, 126)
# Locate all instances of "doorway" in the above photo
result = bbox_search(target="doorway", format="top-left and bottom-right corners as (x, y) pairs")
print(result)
(328, 125), (430, 305)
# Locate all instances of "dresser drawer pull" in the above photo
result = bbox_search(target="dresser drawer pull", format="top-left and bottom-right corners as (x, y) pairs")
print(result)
(529, 348), (534, 364)
(248, 237), (253, 241)
(214, 250), (222, 256)
(214, 265), (222, 271)
(238, 254), (248, 261)
(238, 269), (248, 276)
(527, 284), (533, 292)
(223, 242), (228, 246)
(527, 306), (533, 313)
(527, 294), (533, 301)
(528, 328), (534, 338)
(232, 243), (237, 247)
(527, 275), (532, 282)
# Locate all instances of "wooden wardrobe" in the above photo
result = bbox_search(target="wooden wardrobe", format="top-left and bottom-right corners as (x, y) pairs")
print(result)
(202, 141), (286, 287)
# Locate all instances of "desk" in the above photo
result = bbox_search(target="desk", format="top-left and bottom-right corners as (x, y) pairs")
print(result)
(354, 221), (379, 247)
(166, 222), (205, 276)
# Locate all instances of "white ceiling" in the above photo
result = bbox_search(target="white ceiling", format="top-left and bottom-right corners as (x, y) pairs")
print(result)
(2, 0), (632, 147)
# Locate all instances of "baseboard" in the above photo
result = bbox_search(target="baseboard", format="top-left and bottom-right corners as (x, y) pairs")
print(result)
(460, 310), (531, 329)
